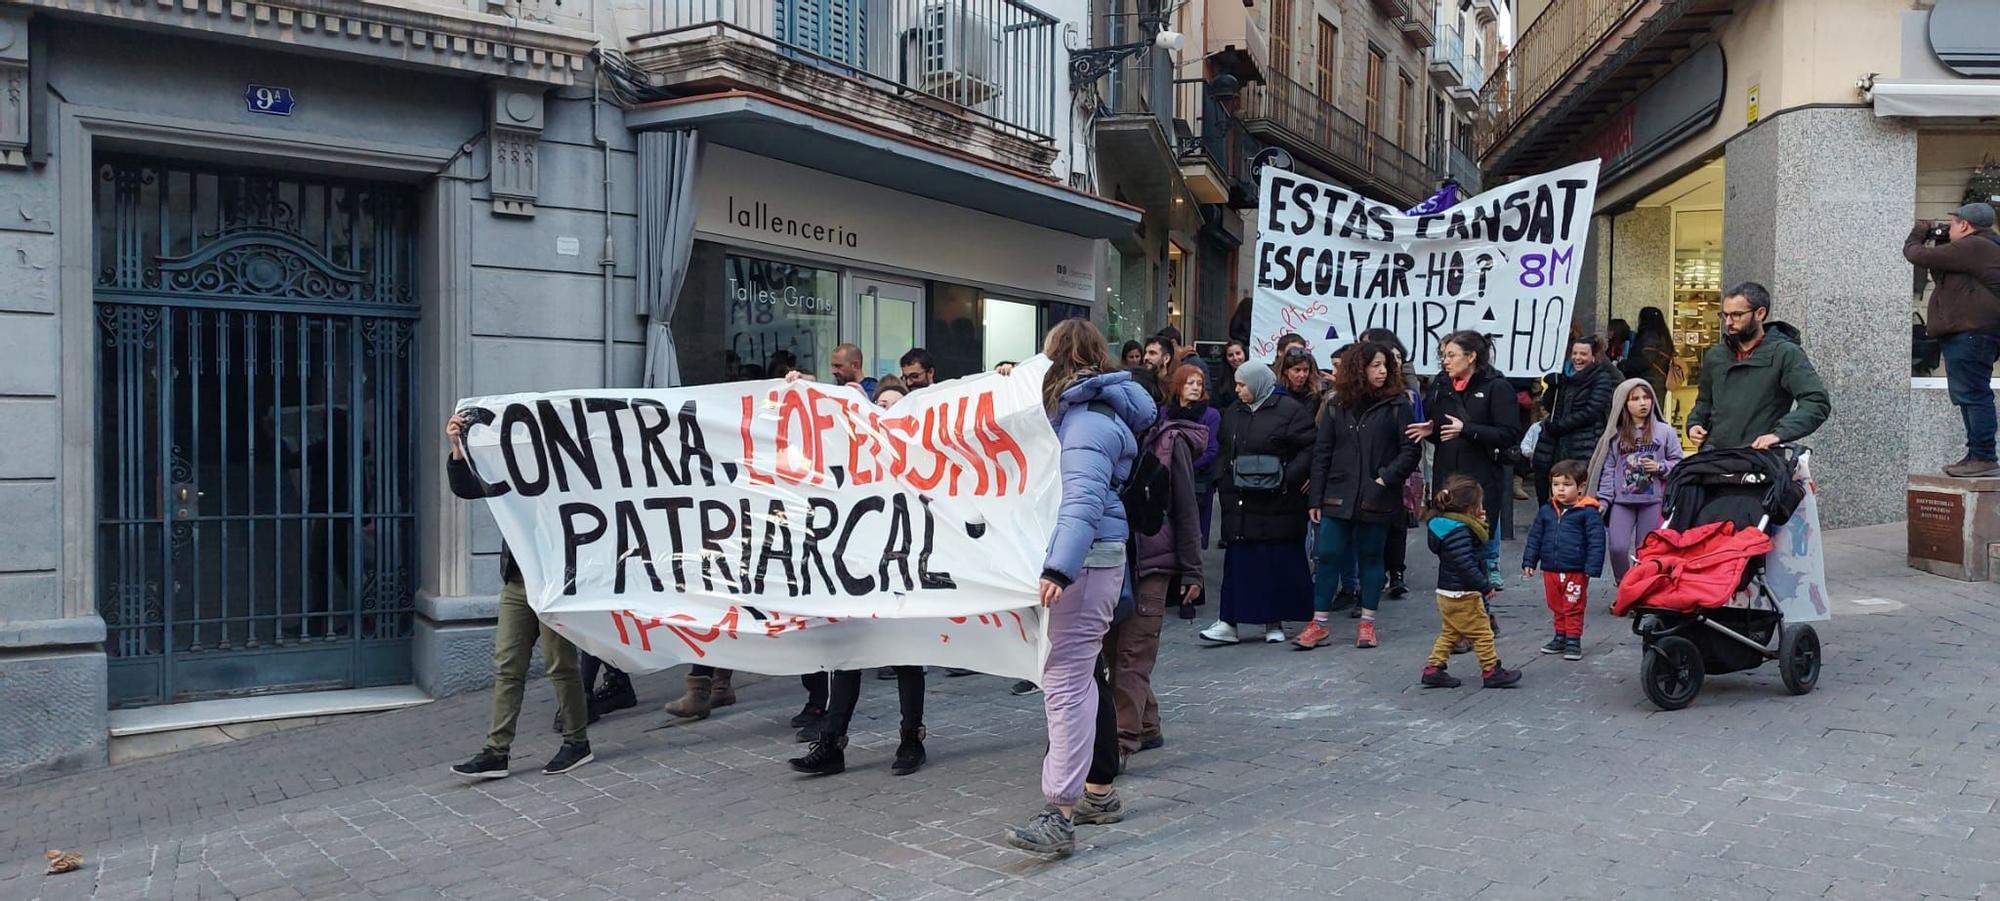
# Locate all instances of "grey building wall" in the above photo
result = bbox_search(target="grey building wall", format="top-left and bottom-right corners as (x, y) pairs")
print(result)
(0, 18), (630, 777)
(1609, 206), (1672, 328)
(1723, 107), (1916, 529)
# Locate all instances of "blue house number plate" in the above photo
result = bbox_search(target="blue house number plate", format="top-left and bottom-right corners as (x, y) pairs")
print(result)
(244, 85), (295, 116)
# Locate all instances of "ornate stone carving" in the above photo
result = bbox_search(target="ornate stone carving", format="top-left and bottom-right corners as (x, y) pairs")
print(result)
(0, 11), (28, 169)
(488, 81), (545, 218)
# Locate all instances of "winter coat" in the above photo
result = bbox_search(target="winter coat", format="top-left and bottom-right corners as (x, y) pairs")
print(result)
(1685, 329), (1831, 451)
(1427, 516), (1490, 593)
(1217, 392), (1317, 544)
(1621, 331), (1676, 399)
(1905, 224), (2000, 338)
(447, 453), (521, 586)
(1042, 371), (1158, 587)
(1533, 362), (1617, 471)
(1523, 498), (1607, 577)
(1595, 420), (1683, 506)
(1422, 365), (1523, 516)
(1167, 403), (1223, 492)
(1309, 393), (1421, 525)
(1132, 419), (1207, 584)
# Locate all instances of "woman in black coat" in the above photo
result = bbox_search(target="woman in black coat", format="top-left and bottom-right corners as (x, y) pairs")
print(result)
(1297, 342), (1421, 650)
(1530, 335), (1617, 505)
(1410, 331), (1523, 591)
(1622, 307), (1677, 399)
(1201, 361), (1316, 646)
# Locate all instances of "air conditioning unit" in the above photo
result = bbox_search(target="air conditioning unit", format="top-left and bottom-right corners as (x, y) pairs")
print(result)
(901, 2), (1004, 107)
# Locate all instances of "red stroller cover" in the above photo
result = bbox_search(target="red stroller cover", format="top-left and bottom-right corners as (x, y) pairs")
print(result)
(1612, 521), (1774, 616)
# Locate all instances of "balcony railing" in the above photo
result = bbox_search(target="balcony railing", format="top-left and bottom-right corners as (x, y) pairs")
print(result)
(1475, 0), (1645, 157)
(1173, 78), (1248, 177)
(644, 0), (1060, 141)
(1447, 144), (1481, 193)
(1429, 25), (1465, 85)
(1239, 69), (1442, 206)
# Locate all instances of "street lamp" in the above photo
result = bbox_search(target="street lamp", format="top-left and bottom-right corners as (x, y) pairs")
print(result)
(1068, 20), (1185, 85)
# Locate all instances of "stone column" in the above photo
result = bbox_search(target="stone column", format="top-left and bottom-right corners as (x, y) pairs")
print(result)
(1723, 107), (1917, 528)
(1609, 206), (1672, 328)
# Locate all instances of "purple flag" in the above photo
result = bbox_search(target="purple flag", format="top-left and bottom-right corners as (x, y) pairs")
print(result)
(1405, 182), (1460, 216)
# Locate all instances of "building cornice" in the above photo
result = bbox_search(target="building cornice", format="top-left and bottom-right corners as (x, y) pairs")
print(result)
(4, 0), (599, 85)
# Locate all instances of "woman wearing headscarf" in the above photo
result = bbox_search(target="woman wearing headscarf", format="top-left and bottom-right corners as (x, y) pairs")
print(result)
(1622, 306), (1678, 399)
(1200, 360), (1316, 646)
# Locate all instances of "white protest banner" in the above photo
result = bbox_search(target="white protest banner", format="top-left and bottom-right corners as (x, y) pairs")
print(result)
(1251, 160), (1601, 376)
(453, 358), (1062, 683)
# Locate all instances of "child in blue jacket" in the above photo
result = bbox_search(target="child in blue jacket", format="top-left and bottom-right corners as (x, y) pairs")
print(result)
(1522, 459), (1607, 661)
(1421, 475), (1522, 689)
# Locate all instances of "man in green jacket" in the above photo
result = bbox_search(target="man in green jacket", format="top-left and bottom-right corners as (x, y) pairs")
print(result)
(1686, 282), (1832, 451)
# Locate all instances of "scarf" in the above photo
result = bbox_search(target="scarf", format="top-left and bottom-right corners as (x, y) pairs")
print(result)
(1437, 512), (1490, 544)
(1166, 399), (1207, 422)
(1237, 362), (1276, 411)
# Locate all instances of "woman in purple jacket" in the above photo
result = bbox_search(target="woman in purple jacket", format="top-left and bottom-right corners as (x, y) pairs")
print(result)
(1007, 319), (1157, 858)
(1587, 378), (1684, 582)
(1165, 365), (1222, 616)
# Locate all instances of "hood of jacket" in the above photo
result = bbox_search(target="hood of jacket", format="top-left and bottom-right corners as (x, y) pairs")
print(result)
(1054, 370), (1156, 433)
(1147, 417), (1209, 464)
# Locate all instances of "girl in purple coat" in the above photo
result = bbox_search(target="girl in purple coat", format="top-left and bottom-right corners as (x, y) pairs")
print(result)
(1007, 319), (1157, 858)
(1587, 379), (1684, 582)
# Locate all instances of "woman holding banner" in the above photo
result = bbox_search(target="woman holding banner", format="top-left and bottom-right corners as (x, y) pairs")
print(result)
(1410, 331), (1524, 592)
(1200, 362), (1315, 646)
(1006, 319), (1156, 858)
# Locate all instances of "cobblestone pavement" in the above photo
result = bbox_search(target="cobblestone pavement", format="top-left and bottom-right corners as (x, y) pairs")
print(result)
(4, 520), (1998, 900)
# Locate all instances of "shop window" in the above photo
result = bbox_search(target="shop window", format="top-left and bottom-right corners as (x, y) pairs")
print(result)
(1106, 243), (1152, 350)
(1670, 209), (1723, 452)
(668, 243), (840, 385)
(984, 297), (1040, 370)
(927, 283), (983, 378)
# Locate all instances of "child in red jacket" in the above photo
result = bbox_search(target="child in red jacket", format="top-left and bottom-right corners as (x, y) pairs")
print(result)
(1523, 459), (1607, 661)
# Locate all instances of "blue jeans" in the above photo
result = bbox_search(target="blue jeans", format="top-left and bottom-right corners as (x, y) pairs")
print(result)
(1942, 331), (2000, 461)
(1312, 518), (1388, 613)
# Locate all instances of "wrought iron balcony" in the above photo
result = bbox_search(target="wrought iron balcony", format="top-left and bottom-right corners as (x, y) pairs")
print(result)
(1447, 144), (1482, 194)
(1239, 69), (1443, 208)
(1428, 25), (1465, 88)
(637, 0), (1060, 144)
(1474, 0), (1647, 159)
(1174, 77), (1253, 206)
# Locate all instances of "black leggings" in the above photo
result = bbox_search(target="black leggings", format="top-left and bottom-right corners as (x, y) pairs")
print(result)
(1385, 521), (1408, 576)
(1086, 652), (1119, 786)
(825, 667), (923, 736)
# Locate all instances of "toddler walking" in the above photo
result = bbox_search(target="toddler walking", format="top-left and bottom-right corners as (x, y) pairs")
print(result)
(1421, 475), (1521, 689)
(1522, 459), (1606, 661)
(1588, 379), (1682, 583)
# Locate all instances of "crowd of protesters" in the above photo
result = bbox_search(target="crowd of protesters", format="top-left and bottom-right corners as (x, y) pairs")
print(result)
(440, 280), (1843, 857)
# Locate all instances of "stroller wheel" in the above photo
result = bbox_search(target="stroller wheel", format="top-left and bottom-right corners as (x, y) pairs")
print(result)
(1642, 636), (1704, 711)
(1779, 624), (1821, 696)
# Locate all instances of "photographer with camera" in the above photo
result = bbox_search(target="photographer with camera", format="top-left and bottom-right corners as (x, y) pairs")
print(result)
(1905, 202), (2000, 478)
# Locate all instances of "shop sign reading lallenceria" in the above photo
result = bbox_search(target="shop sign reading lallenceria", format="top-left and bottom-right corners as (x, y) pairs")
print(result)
(695, 146), (1099, 303)
(1571, 42), (1724, 185)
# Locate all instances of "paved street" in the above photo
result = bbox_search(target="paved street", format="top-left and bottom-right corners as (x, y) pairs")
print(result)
(4, 519), (1997, 900)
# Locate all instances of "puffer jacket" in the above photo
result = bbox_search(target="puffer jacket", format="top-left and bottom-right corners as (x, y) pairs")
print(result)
(1217, 393), (1316, 544)
(1132, 419), (1207, 585)
(1596, 420), (1683, 506)
(1042, 371), (1158, 587)
(1523, 498), (1607, 577)
(1534, 362), (1616, 470)
(1427, 516), (1489, 593)
(1310, 393), (1421, 525)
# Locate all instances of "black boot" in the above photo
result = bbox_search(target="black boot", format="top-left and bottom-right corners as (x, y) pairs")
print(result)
(790, 703), (826, 729)
(788, 734), (847, 775)
(792, 707), (826, 743)
(587, 671), (638, 721)
(1387, 572), (1409, 600)
(891, 726), (927, 776)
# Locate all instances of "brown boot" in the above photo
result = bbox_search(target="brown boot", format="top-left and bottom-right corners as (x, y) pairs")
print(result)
(661, 675), (713, 719)
(710, 669), (737, 708)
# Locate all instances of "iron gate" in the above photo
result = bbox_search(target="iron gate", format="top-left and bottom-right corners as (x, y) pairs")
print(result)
(94, 158), (419, 707)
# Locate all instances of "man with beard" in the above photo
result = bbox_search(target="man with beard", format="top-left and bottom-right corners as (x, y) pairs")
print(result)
(1686, 281), (1832, 451)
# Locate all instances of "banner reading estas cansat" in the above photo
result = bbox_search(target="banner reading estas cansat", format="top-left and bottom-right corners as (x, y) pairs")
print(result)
(454, 358), (1062, 682)
(1251, 160), (1601, 377)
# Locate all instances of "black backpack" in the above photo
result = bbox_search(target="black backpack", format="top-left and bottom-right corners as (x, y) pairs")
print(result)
(1088, 401), (1170, 536)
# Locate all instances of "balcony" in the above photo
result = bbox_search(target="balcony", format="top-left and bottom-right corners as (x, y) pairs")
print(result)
(1447, 144), (1482, 194)
(1470, 0), (1499, 25)
(630, 0), (1061, 175)
(1429, 25), (1464, 88)
(1474, 0), (1734, 178)
(1173, 78), (1253, 206)
(1371, 0), (1413, 18)
(1399, 11), (1436, 50)
(1239, 69), (1443, 208)
(1452, 52), (1484, 111)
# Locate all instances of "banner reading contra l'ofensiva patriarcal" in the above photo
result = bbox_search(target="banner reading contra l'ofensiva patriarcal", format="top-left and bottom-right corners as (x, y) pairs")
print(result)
(453, 358), (1063, 683)
(1251, 160), (1602, 377)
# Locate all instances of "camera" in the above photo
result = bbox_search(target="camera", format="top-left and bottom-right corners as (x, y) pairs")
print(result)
(1927, 221), (1953, 243)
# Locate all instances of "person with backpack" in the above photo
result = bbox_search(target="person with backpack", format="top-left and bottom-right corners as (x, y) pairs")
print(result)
(1201, 361), (1316, 646)
(1297, 341), (1422, 650)
(1109, 365), (1206, 758)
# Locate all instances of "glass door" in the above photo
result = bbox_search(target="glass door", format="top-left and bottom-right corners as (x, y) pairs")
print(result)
(849, 275), (924, 385)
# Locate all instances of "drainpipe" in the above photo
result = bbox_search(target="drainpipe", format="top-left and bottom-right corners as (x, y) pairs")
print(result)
(594, 62), (617, 388)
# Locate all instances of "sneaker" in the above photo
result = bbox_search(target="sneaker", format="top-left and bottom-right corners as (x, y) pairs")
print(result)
(1263, 625), (1287, 644)
(1421, 666), (1462, 688)
(1010, 680), (1042, 696)
(1199, 621), (1240, 645)
(944, 667), (976, 677)
(790, 704), (826, 729)
(788, 734), (847, 775)
(1944, 458), (2000, 478)
(1563, 637), (1583, 661)
(1293, 620), (1332, 650)
(1072, 789), (1124, 826)
(1005, 806), (1076, 856)
(1541, 634), (1567, 655)
(1138, 733), (1165, 752)
(1482, 665), (1523, 688)
(541, 741), (593, 776)
(1178, 603), (1197, 620)
(1386, 573), (1409, 600)
(1355, 620), (1378, 649)
(450, 749), (509, 779)
(891, 727), (927, 776)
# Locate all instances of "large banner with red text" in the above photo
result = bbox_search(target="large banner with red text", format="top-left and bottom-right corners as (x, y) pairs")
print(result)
(453, 359), (1061, 682)
(1251, 160), (1601, 377)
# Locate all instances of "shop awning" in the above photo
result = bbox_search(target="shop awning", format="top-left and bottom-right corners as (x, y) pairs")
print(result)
(1869, 79), (2000, 118)
(626, 93), (1141, 241)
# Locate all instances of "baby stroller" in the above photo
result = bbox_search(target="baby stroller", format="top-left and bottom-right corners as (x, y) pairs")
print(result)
(1612, 446), (1821, 710)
